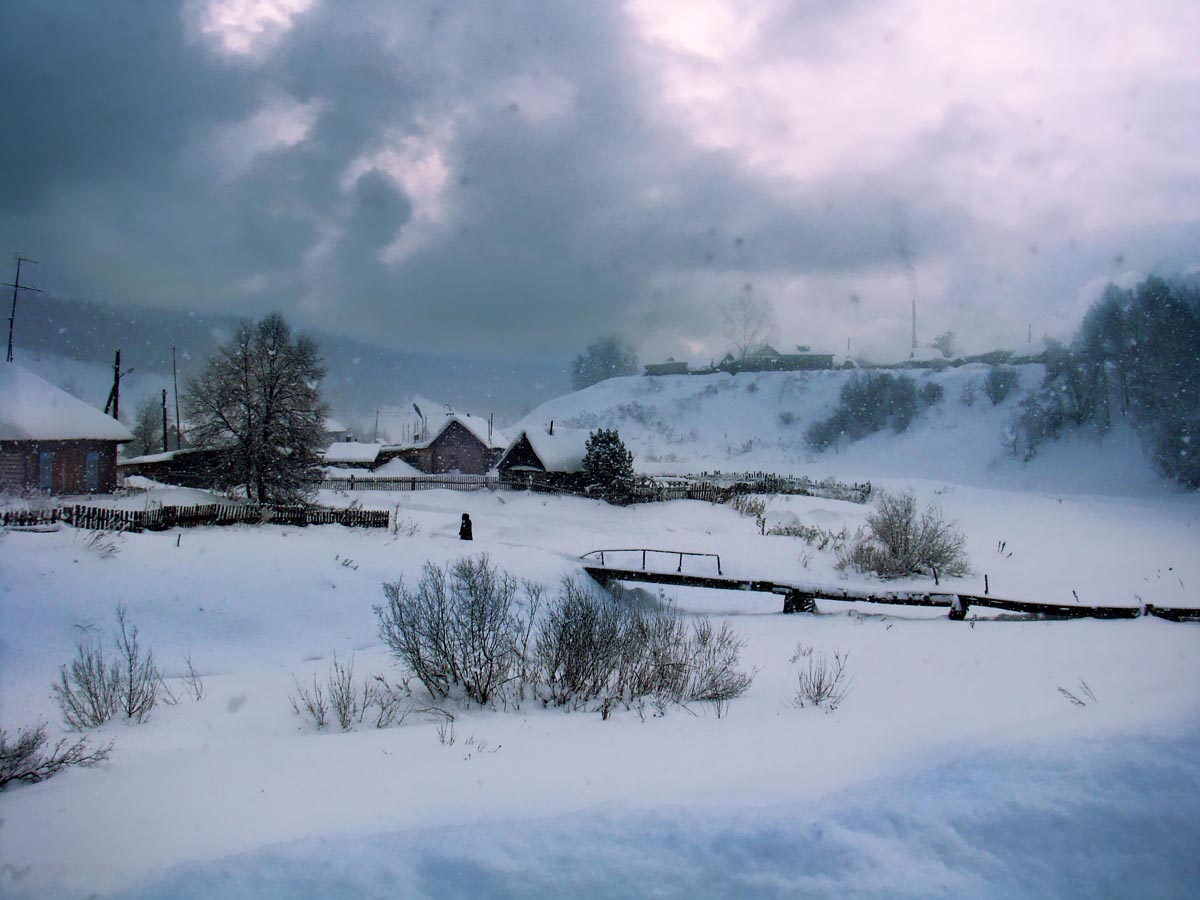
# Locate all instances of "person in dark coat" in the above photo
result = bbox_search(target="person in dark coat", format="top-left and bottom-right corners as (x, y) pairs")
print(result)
(459, 513), (473, 541)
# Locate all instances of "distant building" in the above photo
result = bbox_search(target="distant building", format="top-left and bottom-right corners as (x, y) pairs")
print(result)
(644, 357), (690, 376)
(0, 363), (133, 494)
(323, 417), (352, 444)
(729, 345), (835, 374)
(390, 412), (508, 475)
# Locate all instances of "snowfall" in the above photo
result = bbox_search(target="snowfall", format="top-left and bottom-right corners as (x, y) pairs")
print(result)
(2, 366), (1198, 899)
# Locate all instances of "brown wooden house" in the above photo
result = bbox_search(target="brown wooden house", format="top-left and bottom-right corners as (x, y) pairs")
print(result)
(390, 413), (508, 475)
(0, 363), (133, 494)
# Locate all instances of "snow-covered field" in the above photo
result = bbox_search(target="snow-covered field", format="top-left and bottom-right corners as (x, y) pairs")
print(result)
(2, 370), (1199, 898)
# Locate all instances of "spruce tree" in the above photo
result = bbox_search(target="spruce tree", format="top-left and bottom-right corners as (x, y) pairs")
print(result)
(582, 428), (634, 501)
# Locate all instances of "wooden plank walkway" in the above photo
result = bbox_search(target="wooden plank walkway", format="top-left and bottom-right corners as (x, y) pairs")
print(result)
(582, 560), (1199, 623)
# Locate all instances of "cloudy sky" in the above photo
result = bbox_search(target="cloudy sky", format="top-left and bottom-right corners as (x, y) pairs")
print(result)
(1, 0), (1197, 363)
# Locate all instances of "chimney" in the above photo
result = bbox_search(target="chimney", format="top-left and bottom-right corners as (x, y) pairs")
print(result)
(548, 419), (554, 436)
(488, 413), (493, 444)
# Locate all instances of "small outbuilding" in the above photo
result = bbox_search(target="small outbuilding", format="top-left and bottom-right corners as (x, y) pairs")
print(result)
(322, 442), (384, 469)
(0, 363), (133, 494)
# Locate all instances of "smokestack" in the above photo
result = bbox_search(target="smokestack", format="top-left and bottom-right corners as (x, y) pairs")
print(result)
(488, 413), (493, 444)
(549, 419), (554, 436)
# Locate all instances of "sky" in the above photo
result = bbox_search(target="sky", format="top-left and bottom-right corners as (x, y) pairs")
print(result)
(1, 0), (1197, 364)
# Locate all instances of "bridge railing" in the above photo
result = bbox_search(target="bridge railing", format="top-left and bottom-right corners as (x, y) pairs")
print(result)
(580, 548), (722, 576)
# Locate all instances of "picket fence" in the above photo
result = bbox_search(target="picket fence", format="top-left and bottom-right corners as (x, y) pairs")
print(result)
(1, 503), (390, 533)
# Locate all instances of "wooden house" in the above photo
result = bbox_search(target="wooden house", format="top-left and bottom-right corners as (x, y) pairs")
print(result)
(391, 412), (508, 475)
(0, 363), (133, 494)
(496, 424), (589, 477)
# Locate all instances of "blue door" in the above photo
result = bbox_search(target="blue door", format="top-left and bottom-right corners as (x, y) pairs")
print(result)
(38, 451), (55, 492)
(86, 451), (101, 492)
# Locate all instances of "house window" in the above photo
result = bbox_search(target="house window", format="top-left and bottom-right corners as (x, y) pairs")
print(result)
(38, 451), (55, 492)
(86, 451), (101, 492)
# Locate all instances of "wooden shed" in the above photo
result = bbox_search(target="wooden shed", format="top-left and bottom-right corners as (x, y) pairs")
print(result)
(0, 363), (133, 494)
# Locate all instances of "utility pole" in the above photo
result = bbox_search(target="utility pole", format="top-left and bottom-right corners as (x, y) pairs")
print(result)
(4, 255), (43, 363)
(162, 389), (170, 453)
(103, 350), (133, 420)
(172, 345), (182, 449)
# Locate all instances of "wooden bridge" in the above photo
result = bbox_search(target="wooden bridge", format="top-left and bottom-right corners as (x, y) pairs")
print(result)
(580, 549), (1199, 622)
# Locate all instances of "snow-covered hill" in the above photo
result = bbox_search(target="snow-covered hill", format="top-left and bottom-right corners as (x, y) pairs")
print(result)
(516, 366), (1170, 495)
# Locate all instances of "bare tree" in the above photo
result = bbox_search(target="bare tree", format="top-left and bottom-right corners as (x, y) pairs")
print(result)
(128, 398), (162, 458)
(183, 312), (328, 503)
(571, 336), (639, 390)
(721, 289), (775, 361)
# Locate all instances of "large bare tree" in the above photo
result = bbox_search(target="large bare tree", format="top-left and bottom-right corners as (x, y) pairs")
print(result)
(184, 313), (328, 503)
(721, 290), (775, 361)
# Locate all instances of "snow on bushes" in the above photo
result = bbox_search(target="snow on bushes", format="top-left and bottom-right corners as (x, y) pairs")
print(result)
(838, 490), (969, 579)
(374, 555), (754, 716)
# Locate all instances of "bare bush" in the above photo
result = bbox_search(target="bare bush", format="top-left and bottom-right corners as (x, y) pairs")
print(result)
(0, 723), (112, 790)
(685, 620), (754, 703)
(114, 607), (160, 722)
(535, 578), (625, 707)
(376, 555), (523, 705)
(535, 580), (754, 711)
(53, 635), (120, 730)
(289, 674), (329, 730)
(52, 607), (163, 729)
(984, 366), (1019, 405)
(838, 491), (969, 578)
(794, 649), (851, 710)
(767, 521), (848, 552)
(327, 654), (370, 731)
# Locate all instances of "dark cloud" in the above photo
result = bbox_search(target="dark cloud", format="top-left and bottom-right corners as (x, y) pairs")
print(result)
(0, 0), (1195, 364)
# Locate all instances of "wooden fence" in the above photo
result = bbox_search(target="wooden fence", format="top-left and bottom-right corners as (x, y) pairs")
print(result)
(1, 502), (390, 533)
(320, 470), (872, 505)
(321, 473), (496, 492)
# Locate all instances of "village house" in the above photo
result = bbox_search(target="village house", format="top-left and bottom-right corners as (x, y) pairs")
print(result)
(387, 411), (508, 475)
(496, 423), (590, 487)
(0, 362), (133, 494)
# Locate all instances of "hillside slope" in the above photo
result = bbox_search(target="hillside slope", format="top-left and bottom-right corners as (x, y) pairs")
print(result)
(516, 366), (1172, 495)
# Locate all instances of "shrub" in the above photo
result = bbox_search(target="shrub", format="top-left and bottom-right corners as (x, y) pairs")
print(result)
(377, 559), (755, 715)
(52, 606), (162, 730)
(983, 366), (1019, 405)
(0, 723), (112, 790)
(838, 491), (969, 578)
(376, 555), (523, 705)
(794, 648), (851, 710)
(535, 580), (753, 711)
(805, 373), (920, 451)
(919, 382), (944, 406)
(777, 410), (796, 427)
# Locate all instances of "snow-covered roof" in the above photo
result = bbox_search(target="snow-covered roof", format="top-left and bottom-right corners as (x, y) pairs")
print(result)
(418, 412), (508, 450)
(365, 457), (423, 477)
(324, 417), (349, 434)
(0, 363), (134, 442)
(322, 442), (383, 464)
(501, 426), (590, 472)
(120, 447), (206, 465)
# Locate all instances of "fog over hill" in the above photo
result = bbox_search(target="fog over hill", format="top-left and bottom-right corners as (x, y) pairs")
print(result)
(13, 294), (569, 426)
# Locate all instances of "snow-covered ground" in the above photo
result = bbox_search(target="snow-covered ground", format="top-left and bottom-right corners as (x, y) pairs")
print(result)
(2, 370), (1198, 898)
